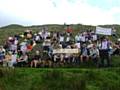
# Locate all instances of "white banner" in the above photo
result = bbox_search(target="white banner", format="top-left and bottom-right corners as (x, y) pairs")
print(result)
(96, 27), (112, 35)
(53, 49), (79, 54)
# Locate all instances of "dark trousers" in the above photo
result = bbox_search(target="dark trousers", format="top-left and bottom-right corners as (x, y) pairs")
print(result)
(17, 61), (27, 67)
(99, 50), (111, 67)
(92, 57), (99, 67)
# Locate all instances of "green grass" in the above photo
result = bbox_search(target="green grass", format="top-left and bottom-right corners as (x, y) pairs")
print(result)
(0, 68), (120, 90)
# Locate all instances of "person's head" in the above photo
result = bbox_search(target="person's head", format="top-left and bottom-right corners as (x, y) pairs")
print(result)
(93, 44), (97, 49)
(101, 36), (106, 41)
(36, 50), (40, 55)
(82, 44), (86, 48)
(106, 36), (110, 41)
(103, 38), (107, 41)
(67, 25), (70, 28)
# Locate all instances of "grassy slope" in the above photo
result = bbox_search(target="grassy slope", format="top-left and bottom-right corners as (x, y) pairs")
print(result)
(0, 24), (120, 44)
(0, 24), (120, 90)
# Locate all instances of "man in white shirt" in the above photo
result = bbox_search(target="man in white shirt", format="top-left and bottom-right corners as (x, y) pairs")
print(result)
(59, 35), (64, 44)
(80, 34), (86, 43)
(66, 34), (70, 45)
(92, 33), (97, 41)
(80, 44), (89, 62)
(35, 34), (40, 43)
(75, 34), (80, 43)
(10, 44), (17, 52)
(20, 41), (27, 55)
(99, 37), (111, 67)
(9, 52), (17, 67)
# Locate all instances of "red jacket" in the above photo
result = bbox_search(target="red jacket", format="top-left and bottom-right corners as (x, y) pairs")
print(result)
(66, 27), (73, 33)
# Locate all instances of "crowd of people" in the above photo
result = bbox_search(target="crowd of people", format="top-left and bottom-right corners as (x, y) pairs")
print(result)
(0, 26), (120, 68)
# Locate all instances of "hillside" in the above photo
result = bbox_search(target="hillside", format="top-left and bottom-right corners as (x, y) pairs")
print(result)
(0, 24), (120, 90)
(0, 24), (120, 44)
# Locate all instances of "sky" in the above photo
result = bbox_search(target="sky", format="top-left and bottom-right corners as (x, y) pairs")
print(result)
(0, 0), (120, 27)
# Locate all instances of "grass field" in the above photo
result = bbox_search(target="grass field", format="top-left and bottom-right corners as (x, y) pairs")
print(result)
(0, 67), (120, 90)
(0, 55), (119, 90)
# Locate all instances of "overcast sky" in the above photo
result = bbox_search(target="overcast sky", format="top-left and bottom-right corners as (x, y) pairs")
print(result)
(0, 0), (120, 27)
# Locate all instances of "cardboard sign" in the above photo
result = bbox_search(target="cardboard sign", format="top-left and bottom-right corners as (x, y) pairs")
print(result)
(96, 27), (112, 35)
(53, 49), (79, 54)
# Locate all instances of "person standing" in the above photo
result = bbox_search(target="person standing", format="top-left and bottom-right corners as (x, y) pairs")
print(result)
(99, 37), (111, 67)
(3, 52), (12, 67)
(66, 25), (73, 34)
(31, 51), (41, 68)
(10, 51), (17, 68)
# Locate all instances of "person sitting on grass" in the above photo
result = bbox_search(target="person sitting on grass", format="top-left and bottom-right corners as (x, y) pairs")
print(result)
(89, 44), (99, 67)
(80, 44), (90, 63)
(3, 51), (12, 67)
(31, 51), (41, 68)
(34, 33), (41, 43)
(59, 34), (65, 45)
(20, 40), (28, 55)
(112, 39), (120, 56)
(17, 53), (28, 67)
(9, 51), (17, 68)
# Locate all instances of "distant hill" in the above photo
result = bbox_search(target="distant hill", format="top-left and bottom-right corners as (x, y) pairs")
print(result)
(0, 24), (97, 33)
(1, 24), (120, 31)
(0, 24), (24, 29)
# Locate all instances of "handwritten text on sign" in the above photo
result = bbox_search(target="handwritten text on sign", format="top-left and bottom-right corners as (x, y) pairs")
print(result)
(96, 27), (112, 35)
(53, 49), (79, 54)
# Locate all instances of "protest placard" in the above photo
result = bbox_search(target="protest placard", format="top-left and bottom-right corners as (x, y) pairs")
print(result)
(96, 27), (112, 35)
(53, 49), (79, 54)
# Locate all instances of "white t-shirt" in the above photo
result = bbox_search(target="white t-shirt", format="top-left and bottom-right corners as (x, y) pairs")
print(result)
(35, 35), (40, 41)
(100, 41), (108, 50)
(21, 45), (27, 52)
(43, 33), (47, 39)
(90, 48), (99, 57)
(80, 35), (86, 42)
(75, 43), (81, 48)
(47, 32), (51, 36)
(11, 44), (17, 51)
(11, 54), (17, 63)
(66, 37), (70, 42)
(43, 39), (51, 46)
(75, 35), (80, 42)
(59, 36), (64, 42)
(14, 39), (18, 45)
(92, 34), (97, 41)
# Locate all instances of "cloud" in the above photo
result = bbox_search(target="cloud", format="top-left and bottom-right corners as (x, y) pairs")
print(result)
(0, 0), (120, 26)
